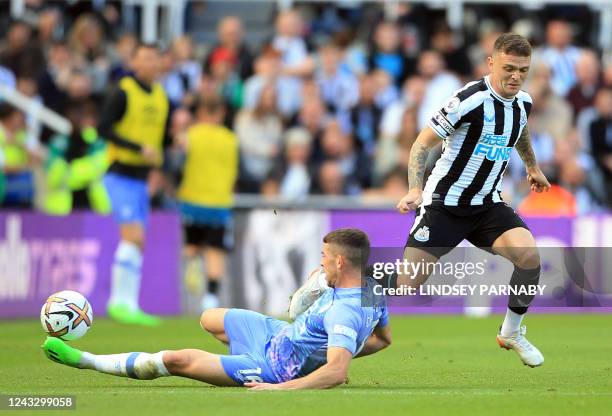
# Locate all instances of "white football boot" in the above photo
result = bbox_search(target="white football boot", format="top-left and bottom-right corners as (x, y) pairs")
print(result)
(288, 269), (330, 320)
(496, 325), (544, 367)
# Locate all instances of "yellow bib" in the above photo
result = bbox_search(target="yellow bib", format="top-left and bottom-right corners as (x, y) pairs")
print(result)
(108, 77), (169, 167)
(178, 123), (238, 207)
(0, 128), (28, 168)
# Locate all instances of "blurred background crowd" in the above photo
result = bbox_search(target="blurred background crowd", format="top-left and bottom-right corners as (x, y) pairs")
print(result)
(0, 0), (611, 216)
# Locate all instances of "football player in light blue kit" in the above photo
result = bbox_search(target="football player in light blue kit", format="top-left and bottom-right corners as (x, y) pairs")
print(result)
(42, 228), (392, 389)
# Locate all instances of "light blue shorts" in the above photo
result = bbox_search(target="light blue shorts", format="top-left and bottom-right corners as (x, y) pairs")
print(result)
(220, 309), (288, 385)
(104, 172), (149, 225)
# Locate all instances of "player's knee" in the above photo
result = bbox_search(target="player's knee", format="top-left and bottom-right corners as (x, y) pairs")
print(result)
(515, 249), (540, 270)
(200, 311), (212, 333)
(200, 309), (222, 333)
(120, 224), (145, 247)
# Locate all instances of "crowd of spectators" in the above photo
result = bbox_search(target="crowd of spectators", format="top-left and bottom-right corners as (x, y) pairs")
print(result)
(0, 1), (610, 215)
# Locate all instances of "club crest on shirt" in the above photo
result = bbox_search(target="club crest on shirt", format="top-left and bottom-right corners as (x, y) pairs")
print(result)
(484, 112), (495, 123)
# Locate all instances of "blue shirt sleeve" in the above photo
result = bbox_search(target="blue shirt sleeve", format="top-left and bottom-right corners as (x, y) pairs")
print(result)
(323, 304), (363, 355)
(377, 306), (389, 328)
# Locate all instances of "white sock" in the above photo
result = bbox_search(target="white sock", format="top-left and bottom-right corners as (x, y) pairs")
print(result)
(501, 308), (524, 337)
(81, 351), (170, 379)
(109, 241), (143, 311)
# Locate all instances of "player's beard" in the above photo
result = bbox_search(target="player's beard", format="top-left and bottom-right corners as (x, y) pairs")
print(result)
(325, 274), (336, 288)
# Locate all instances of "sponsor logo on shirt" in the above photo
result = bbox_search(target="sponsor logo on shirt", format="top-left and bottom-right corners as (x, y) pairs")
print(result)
(333, 324), (357, 340)
(473, 134), (511, 161)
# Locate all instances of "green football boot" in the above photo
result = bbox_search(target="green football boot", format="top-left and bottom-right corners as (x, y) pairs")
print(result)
(107, 303), (162, 327)
(42, 337), (83, 368)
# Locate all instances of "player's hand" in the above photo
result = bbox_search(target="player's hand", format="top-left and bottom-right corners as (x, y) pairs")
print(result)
(245, 381), (282, 390)
(396, 189), (423, 213)
(140, 145), (159, 162)
(526, 167), (551, 193)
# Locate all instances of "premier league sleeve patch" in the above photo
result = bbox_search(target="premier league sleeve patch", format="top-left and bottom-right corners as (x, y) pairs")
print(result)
(444, 96), (461, 114)
(333, 324), (358, 341)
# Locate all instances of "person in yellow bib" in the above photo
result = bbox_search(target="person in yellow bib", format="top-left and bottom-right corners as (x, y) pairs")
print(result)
(0, 103), (37, 208)
(177, 97), (238, 311)
(98, 43), (171, 326)
(44, 99), (111, 215)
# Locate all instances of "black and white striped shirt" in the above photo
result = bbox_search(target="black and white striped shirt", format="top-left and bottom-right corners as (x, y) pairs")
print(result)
(425, 75), (532, 208)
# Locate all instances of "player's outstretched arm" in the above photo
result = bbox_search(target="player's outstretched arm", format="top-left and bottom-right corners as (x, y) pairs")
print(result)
(245, 347), (352, 390)
(354, 325), (392, 359)
(397, 127), (441, 213)
(515, 125), (551, 193)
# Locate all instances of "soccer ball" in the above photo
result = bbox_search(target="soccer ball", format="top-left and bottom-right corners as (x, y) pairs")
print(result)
(40, 290), (93, 341)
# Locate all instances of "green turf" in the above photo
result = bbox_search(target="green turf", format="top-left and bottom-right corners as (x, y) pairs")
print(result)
(1, 314), (611, 415)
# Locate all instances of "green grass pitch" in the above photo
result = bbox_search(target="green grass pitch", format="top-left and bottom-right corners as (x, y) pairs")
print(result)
(1, 314), (611, 415)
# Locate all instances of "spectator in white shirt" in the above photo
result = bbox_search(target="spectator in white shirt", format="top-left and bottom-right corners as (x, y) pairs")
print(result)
(279, 127), (313, 200)
(243, 47), (301, 118)
(272, 10), (314, 78)
(315, 42), (359, 114)
(535, 19), (581, 97)
(416, 50), (461, 130)
(234, 83), (283, 192)
(380, 75), (426, 139)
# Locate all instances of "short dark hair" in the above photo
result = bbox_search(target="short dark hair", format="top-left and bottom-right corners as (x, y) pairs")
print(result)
(323, 228), (370, 269)
(133, 42), (159, 56)
(9, 19), (30, 30)
(0, 103), (18, 121)
(195, 96), (226, 115)
(493, 33), (532, 57)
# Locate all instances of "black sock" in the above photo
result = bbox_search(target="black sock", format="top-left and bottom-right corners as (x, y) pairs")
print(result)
(208, 280), (220, 295)
(508, 265), (540, 315)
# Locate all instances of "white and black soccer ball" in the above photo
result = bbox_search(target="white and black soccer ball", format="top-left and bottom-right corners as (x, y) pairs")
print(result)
(40, 290), (93, 341)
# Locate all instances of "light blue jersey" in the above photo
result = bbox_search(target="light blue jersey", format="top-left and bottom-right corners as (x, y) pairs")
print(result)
(266, 279), (388, 382)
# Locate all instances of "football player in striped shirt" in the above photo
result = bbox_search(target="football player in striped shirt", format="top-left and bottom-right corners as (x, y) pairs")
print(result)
(396, 33), (550, 367)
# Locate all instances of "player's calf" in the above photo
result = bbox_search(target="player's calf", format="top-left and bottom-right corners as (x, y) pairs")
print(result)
(162, 350), (191, 373)
(163, 349), (239, 386)
(507, 264), (541, 315)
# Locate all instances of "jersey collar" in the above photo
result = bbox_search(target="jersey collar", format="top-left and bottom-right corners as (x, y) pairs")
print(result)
(484, 75), (516, 103)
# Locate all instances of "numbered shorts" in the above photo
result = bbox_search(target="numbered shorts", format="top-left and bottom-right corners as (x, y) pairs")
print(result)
(406, 202), (529, 258)
(104, 172), (149, 225)
(220, 309), (288, 385)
